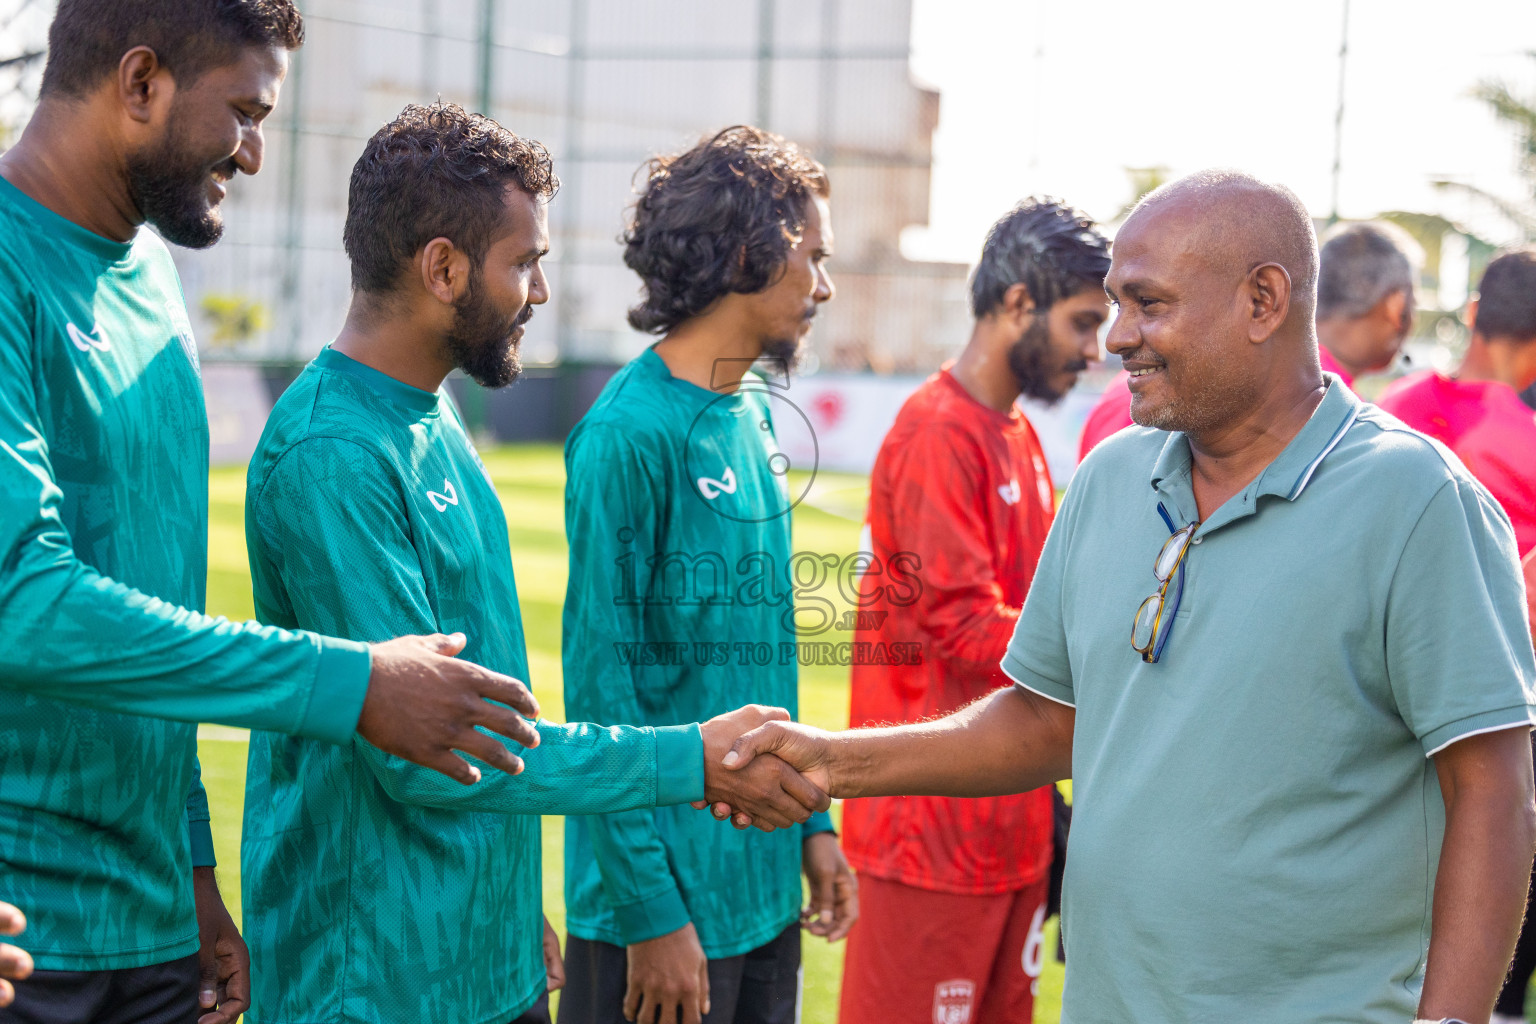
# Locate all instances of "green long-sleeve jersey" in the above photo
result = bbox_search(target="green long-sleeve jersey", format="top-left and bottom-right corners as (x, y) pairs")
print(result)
(242, 347), (704, 1024)
(562, 349), (833, 959)
(0, 178), (370, 971)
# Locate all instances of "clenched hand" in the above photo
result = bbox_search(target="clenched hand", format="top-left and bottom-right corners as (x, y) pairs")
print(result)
(696, 706), (829, 831)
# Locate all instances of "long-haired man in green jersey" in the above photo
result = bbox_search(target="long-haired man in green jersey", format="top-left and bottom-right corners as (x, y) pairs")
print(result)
(559, 127), (857, 1024)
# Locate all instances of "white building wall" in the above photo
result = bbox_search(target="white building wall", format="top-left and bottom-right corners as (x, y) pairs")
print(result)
(169, 0), (972, 373)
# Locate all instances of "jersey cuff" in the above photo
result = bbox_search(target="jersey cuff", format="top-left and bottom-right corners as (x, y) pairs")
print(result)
(188, 818), (216, 868)
(298, 638), (373, 746)
(1420, 706), (1535, 757)
(1001, 655), (1076, 707)
(803, 810), (836, 837)
(654, 723), (705, 806)
(613, 886), (692, 945)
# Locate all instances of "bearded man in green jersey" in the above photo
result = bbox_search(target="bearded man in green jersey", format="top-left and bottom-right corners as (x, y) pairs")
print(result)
(240, 103), (828, 1024)
(560, 127), (857, 1024)
(0, 3), (570, 1022)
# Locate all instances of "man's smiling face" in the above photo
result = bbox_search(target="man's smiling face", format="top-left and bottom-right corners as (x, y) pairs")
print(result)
(1103, 199), (1260, 437)
(125, 45), (286, 248)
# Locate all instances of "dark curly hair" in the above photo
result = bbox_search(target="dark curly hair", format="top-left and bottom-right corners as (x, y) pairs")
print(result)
(970, 198), (1111, 318)
(344, 102), (559, 294)
(1475, 248), (1536, 342)
(623, 126), (830, 335)
(41, 0), (304, 98)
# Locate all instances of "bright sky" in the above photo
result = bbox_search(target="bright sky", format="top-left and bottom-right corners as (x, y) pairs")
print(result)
(902, 0), (1536, 264)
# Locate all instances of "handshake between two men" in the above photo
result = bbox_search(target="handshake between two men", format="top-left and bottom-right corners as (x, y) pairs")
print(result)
(362, 634), (1057, 824)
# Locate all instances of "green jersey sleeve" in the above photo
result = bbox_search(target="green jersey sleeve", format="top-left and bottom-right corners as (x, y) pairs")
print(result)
(253, 435), (696, 814)
(0, 264), (370, 743)
(563, 425), (694, 944)
(185, 756), (215, 868)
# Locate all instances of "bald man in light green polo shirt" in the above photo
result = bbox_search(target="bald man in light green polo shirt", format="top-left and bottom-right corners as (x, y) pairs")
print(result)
(703, 170), (1536, 1024)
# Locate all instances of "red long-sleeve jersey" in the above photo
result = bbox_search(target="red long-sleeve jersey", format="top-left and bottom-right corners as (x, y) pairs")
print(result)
(843, 368), (1055, 895)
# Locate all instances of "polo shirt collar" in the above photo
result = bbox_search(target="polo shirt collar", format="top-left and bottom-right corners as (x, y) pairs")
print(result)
(1149, 373), (1360, 529)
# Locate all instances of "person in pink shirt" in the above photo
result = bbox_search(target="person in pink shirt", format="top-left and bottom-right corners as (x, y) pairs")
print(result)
(1378, 249), (1536, 559)
(1079, 220), (1418, 458)
(1378, 248), (1536, 1024)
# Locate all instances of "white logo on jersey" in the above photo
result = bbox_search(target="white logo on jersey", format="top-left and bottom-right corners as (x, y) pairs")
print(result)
(933, 979), (975, 1024)
(426, 478), (458, 512)
(696, 466), (737, 500)
(66, 322), (110, 353)
(998, 478), (1021, 506)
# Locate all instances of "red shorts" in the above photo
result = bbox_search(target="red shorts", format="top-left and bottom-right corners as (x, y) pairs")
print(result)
(838, 873), (1050, 1024)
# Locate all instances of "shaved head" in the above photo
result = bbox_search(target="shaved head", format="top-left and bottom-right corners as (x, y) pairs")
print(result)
(1130, 170), (1319, 325)
(1104, 169), (1325, 443)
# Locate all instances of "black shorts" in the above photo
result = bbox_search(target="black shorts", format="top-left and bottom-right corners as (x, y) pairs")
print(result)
(558, 924), (800, 1024)
(0, 953), (200, 1024)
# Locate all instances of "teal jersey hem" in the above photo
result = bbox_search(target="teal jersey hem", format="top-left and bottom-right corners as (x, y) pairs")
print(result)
(653, 723), (704, 805)
(188, 819), (216, 868)
(29, 931), (199, 974)
(803, 811), (835, 837)
(297, 638), (371, 746)
(566, 903), (802, 962)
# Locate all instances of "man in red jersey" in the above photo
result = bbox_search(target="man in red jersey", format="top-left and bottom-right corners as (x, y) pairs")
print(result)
(839, 198), (1110, 1024)
(1379, 248), (1536, 1024)
(1078, 220), (1417, 457)
(1378, 249), (1536, 557)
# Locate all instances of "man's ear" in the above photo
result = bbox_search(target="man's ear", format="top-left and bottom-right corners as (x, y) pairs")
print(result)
(1376, 289), (1409, 332)
(999, 282), (1036, 330)
(1246, 263), (1292, 344)
(118, 46), (173, 125)
(419, 238), (470, 306)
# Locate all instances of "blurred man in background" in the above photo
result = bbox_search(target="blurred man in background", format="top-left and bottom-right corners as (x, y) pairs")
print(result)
(1079, 219), (1417, 456)
(838, 199), (1109, 1024)
(561, 127), (854, 1024)
(1378, 249), (1536, 557)
(1377, 247), (1536, 1024)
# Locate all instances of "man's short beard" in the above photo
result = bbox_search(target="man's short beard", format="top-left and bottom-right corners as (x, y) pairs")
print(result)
(760, 333), (805, 373)
(444, 271), (527, 389)
(1007, 314), (1085, 406)
(125, 106), (231, 250)
(1129, 358), (1256, 437)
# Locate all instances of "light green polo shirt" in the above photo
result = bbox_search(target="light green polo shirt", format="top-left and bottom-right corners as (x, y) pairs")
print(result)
(1003, 376), (1536, 1023)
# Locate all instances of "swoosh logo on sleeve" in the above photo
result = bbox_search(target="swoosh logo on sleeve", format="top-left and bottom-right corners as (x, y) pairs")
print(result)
(696, 466), (737, 500)
(427, 478), (459, 512)
(66, 322), (111, 353)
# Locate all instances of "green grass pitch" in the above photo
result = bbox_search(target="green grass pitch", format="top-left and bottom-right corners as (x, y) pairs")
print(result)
(195, 442), (1065, 1023)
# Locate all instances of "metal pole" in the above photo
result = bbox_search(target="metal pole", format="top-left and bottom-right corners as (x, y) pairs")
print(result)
(422, 0), (438, 97)
(816, 0), (838, 152)
(756, 0), (775, 128)
(1329, 0), (1349, 224)
(477, 0), (495, 115)
(279, 49), (305, 358)
(554, 0), (587, 365)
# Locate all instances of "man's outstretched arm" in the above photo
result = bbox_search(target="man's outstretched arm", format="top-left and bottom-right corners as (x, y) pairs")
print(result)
(711, 685), (1073, 822)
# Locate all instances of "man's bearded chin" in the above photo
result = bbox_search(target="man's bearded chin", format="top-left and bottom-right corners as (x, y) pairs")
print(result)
(760, 331), (807, 374)
(1008, 315), (1084, 406)
(445, 285), (528, 389)
(125, 118), (231, 249)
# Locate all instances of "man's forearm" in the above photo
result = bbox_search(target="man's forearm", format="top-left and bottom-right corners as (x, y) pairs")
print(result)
(826, 686), (1073, 799)
(1419, 728), (1536, 1020)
